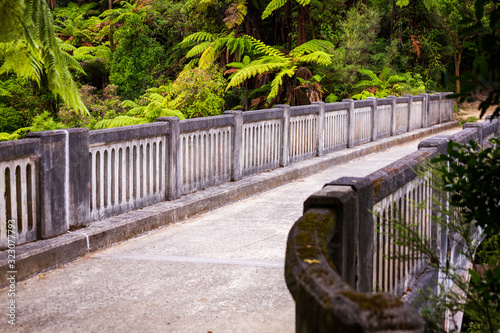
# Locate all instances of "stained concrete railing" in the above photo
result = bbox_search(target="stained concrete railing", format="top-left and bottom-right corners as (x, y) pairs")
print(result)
(88, 124), (169, 221)
(285, 117), (499, 332)
(0, 92), (454, 249)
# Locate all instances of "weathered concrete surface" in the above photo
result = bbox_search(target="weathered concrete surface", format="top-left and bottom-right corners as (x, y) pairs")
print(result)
(0, 126), (459, 332)
(0, 121), (458, 287)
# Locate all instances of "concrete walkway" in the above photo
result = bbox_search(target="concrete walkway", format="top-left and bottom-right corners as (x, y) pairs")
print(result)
(1, 129), (458, 333)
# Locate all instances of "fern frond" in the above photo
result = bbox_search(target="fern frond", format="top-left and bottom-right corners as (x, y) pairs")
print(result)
(143, 101), (163, 120)
(226, 61), (245, 69)
(121, 100), (139, 108)
(168, 92), (187, 110)
(59, 43), (77, 52)
(261, 0), (286, 19)
(269, 66), (296, 99)
(387, 75), (406, 84)
(295, 51), (331, 66)
(226, 62), (284, 90)
(246, 35), (286, 60)
(223, 0), (247, 29)
(358, 69), (378, 81)
(93, 45), (112, 61)
(0, 87), (11, 96)
(353, 80), (377, 89)
(182, 31), (218, 43)
(94, 116), (148, 129)
(199, 44), (216, 69)
(290, 39), (334, 57)
(185, 41), (213, 58)
(126, 106), (146, 115)
(157, 109), (186, 120)
(295, 0), (311, 6)
(147, 93), (165, 104)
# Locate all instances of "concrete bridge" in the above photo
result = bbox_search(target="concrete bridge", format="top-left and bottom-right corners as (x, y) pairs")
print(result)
(2, 92), (483, 331)
(2, 126), (476, 332)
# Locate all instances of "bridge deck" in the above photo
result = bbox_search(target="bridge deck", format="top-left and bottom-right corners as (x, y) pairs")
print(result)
(1, 128), (459, 332)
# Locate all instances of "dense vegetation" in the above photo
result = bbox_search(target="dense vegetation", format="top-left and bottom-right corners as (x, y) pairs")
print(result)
(0, 0), (498, 139)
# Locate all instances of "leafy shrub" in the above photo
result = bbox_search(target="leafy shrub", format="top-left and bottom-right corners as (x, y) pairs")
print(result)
(172, 66), (227, 118)
(58, 84), (123, 129)
(110, 14), (164, 99)
(30, 112), (68, 132)
(0, 106), (25, 132)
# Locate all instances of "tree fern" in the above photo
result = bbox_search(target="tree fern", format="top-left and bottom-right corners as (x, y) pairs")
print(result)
(0, 0), (88, 114)
(226, 37), (331, 103)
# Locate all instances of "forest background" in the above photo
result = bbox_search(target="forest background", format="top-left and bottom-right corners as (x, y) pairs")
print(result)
(0, 0), (498, 140)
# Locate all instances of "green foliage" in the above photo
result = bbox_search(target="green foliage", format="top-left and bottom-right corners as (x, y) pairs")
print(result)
(30, 111), (68, 132)
(433, 139), (500, 236)
(0, 0), (87, 114)
(353, 68), (426, 99)
(110, 14), (164, 99)
(0, 106), (26, 133)
(261, 0), (311, 20)
(172, 66), (227, 118)
(455, 0), (500, 118)
(57, 84), (123, 129)
(0, 127), (31, 142)
(93, 116), (149, 129)
(223, 0), (247, 29)
(376, 141), (500, 332)
(226, 36), (332, 103)
(319, 5), (382, 100)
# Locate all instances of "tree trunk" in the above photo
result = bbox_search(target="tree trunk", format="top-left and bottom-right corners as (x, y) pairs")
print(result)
(391, 0), (398, 39)
(454, 49), (462, 94)
(109, 0), (112, 10)
(306, 6), (316, 40)
(297, 5), (307, 46)
(453, 37), (465, 94)
(285, 0), (292, 49)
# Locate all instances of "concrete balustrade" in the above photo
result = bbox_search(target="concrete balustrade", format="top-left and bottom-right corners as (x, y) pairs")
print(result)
(285, 117), (499, 332)
(0, 139), (39, 250)
(0, 93), (455, 248)
(88, 123), (168, 222)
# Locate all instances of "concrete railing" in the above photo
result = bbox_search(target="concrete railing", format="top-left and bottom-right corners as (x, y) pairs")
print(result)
(0, 92), (454, 249)
(285, 117), (499, 332)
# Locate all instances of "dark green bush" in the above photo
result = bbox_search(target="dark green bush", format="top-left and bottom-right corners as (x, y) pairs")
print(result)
(0, 106), (25, 133)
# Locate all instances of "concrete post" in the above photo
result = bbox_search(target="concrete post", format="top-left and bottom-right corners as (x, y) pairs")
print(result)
(303, 184), (358, 288)
(157, 117), (180, 200)
(406, 94), (413, 132)
(324, 176), (374, 292)
(343, 99), (355, 147)
(312, 101), (325, 156)
(66, 128), (90, 228)
(26, 130), (68, 238)
(276, 104), (290, 167)
(367, 97), (378, 142)
(387, 95), (396, 136)
(420, 93), (429, 128)
(437, 93), (442, 124)
(463, 122), (484, 146)
(223, 110), (243, 181)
